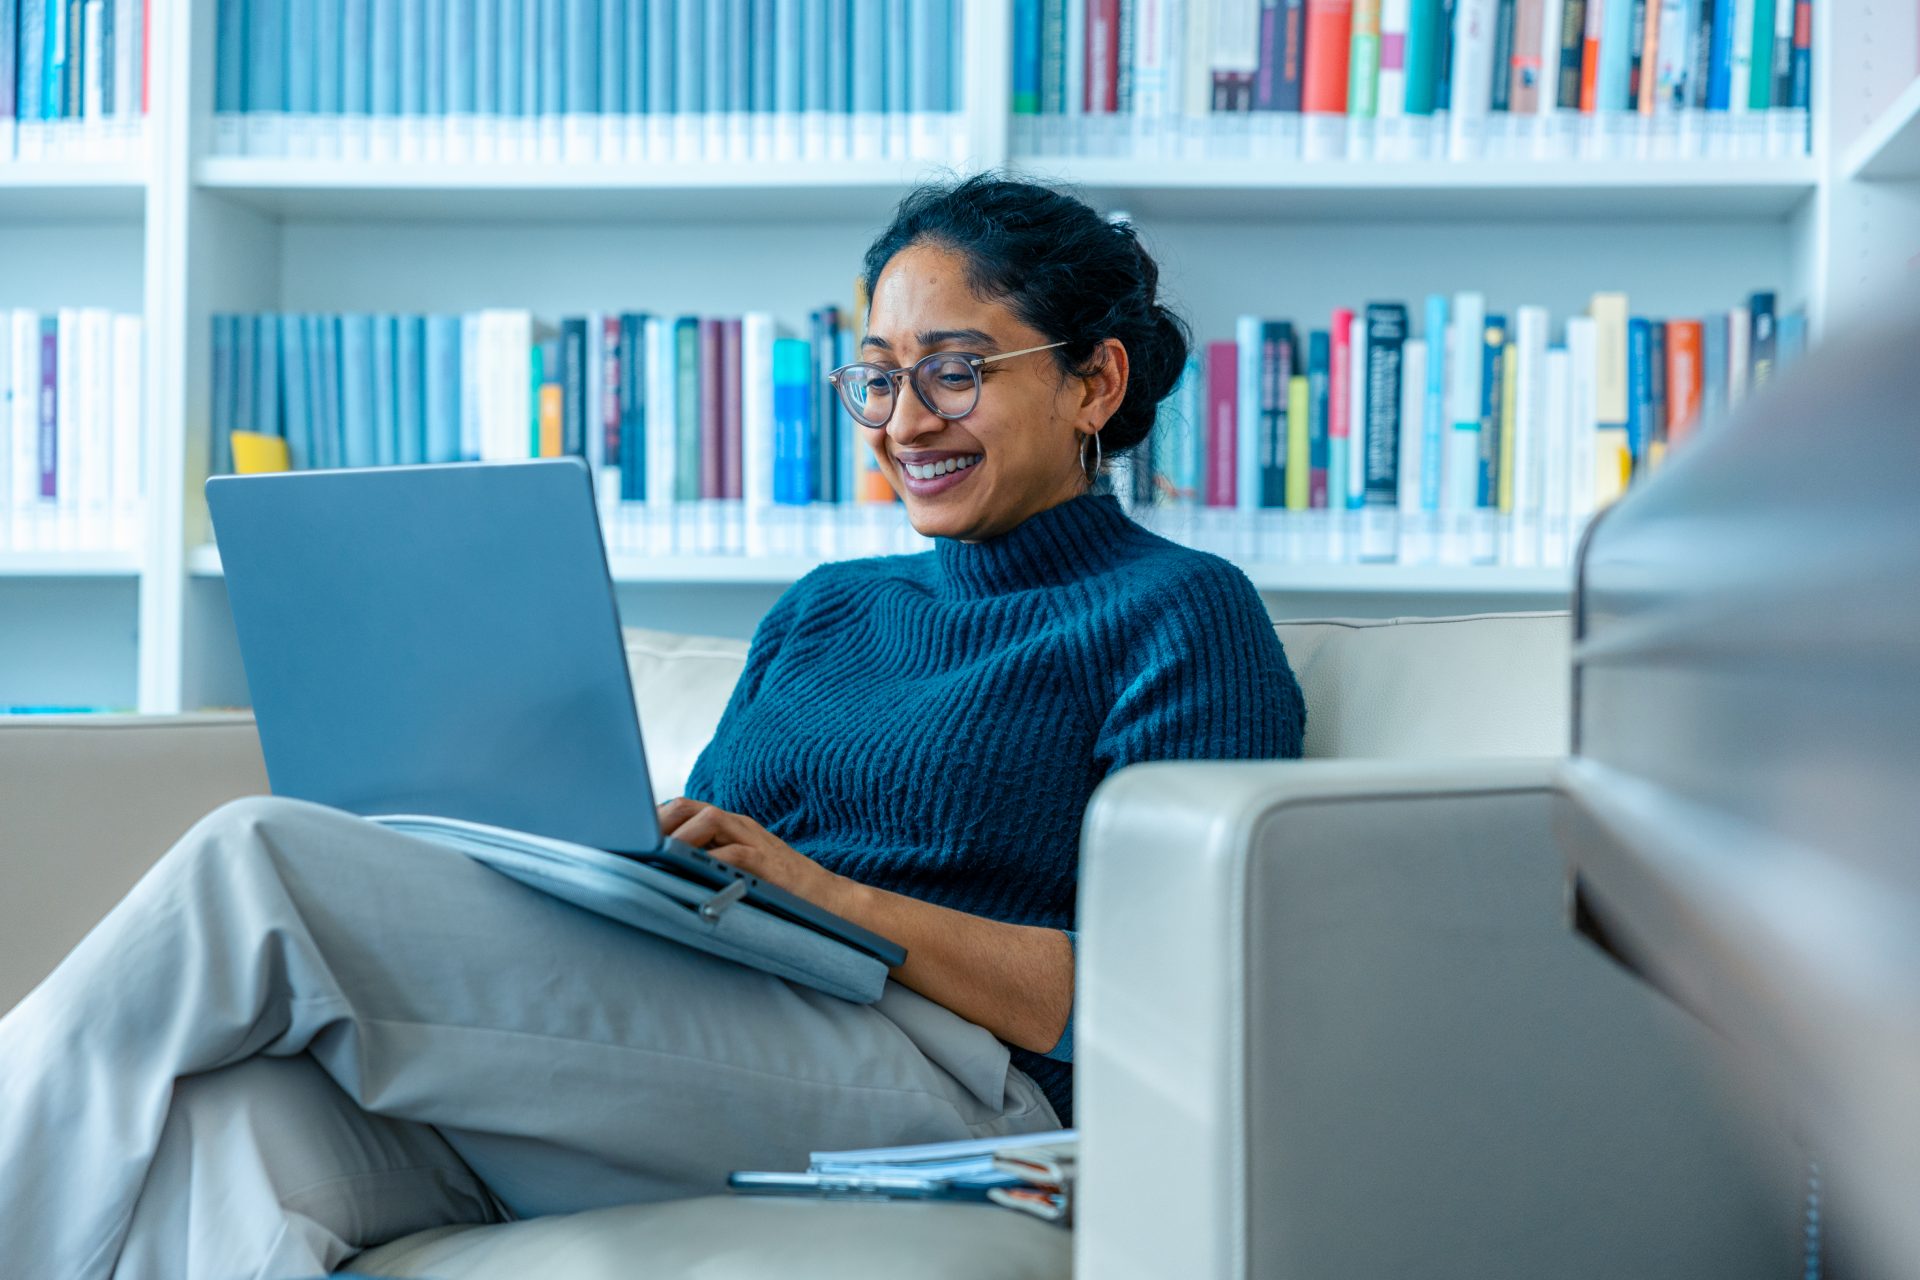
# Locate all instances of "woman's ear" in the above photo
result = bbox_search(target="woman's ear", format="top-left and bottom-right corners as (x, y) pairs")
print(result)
(1081, 337), (1130, 429)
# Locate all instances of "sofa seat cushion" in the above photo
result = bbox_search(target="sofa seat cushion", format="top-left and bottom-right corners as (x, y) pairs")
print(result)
(348, 1195), (1070, 1280)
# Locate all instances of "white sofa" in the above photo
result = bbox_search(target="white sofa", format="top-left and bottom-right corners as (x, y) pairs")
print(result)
(0, 612), (1800, 1278)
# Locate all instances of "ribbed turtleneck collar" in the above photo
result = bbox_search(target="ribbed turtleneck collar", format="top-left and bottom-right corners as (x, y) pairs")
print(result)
(934, 492), (1135, 598)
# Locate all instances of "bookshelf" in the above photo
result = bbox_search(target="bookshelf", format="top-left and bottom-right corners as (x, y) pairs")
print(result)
(1, 0), (1915, 714)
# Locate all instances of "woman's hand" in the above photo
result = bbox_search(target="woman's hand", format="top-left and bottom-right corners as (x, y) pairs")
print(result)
(656, 797), (850, 913)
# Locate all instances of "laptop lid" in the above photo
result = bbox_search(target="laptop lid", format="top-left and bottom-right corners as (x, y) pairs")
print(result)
(207, 458), (667, 855)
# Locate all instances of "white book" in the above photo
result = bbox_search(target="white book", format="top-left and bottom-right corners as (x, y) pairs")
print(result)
(644, 318), (675, 512)
(113, 0), (136, 123)
(742, 312), (777, 557)
(11, 313), (39, 550)
(1509, 306), (1550, 568)
(1379, 0), (1411, 120)
(1445, 292), (1485, 513)
(1397, 337), (1428, 561)
(1068, 0), (1090, 121)
(1539, 347), (1571, 566)
(1235, 315), (1260, 529)
(1538, 0), (1565, 118)
(83, 0), (106, 127)
(54, 310), (80, 549)
(1182, 0), (1214, 123)
(1728, 0), (1754, 115)
(111, 315), (142, 550)
(1654, 0), (1694, 114)
(1565, 316), (1600, 545)
(82, 310), (113, 550)
(1447, 0), (1498, 159)
(1131, 0), (1173, 141)
(1728, 305), (1751, 411)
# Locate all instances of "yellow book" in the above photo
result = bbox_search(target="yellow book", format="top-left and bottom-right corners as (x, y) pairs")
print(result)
(1498, 341), (1518, 513)
(538, 383), (564, 457)
(1286, 374), (1310, 510)
(230, 431), (290, 473)
(1594, 426), (1633, 506)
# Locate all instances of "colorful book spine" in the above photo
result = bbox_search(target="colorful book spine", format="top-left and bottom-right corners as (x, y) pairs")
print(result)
(1327, 306), (1353, 511)
(1306, 328), (1330, 507)
(1302, 0), (1354, 112)
(1204, 340), (1237, 507)
(1362, 303), (1405, 509)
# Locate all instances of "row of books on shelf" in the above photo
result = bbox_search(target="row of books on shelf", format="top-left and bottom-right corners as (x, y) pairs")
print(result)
(0, 308), (145, 554)
(1, 0), (150, 162)
(1124, 285), (1800, 568)
(1013, 0), (1813, 162)
(210, 0), (967, 163)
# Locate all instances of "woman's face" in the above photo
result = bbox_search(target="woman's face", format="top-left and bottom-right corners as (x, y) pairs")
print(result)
(860, 241), (1127, 543)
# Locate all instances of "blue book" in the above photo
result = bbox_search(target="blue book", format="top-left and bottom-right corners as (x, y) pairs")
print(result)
(255, 314), (282, 441)
(421, 0), (443, 113)
(233, 313), (256, 438)
(884, 0), (907, 120)
(750, 0), (774, 119)
(19, 0), (46, 123)
(1012, 0), (1039, 112)
(726, 0), (749, 115)
(372, 315), (398, 466)
(314, 315), (343, 470)
(1626, 317), (1652, 463)
(619, 313), (648, 499)
(1706, 0), (1734, 110)
(539, 0), (564, 116)
(216, 0), (247, 112)
(773, 336), (813, 504)
(623, 0), (645, 113)
(910, 0), (942, 116)
(648, 0), (675, 116)
(776, 0), (803, 115)
(472, 0), (497, 117)
(340, 314), (376, 469)
(400, 0), (426, 115)
(396, 315), (426, 465)
(247, 0), (284, 112)
(520, 0), (539, 118)
(566, 0), (597, 112)
(599, 0), (625, 115)
(1700, 310), (1728, 431)
(44, 0), (69, 118)
(1307, 330), (1330, 507)
(317, 0), (344, 114)
(1420, 293), (1446, 511)
(801, 0), (826, 116)
(280, 315), (314, 469)
(703, 0), (726, 116)
(0, 0), (14, 129)
(342, 0), (370, 114)
(446, 0), (474, 114)
(495, 0), (520, 115)
(852, 0), (881, 117)
(424, 314), (462, 464)
(1597, 0), (1635, 111)
(210, 315), (236, 476)
(371, 0), (400, 117)
(825, 0), (850, 118)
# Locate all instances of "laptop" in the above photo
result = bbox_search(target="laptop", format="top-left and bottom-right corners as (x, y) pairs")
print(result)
(205, 457), (905, 967)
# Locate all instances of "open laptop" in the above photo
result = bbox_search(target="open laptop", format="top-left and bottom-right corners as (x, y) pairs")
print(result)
(206, 457), (904, 968)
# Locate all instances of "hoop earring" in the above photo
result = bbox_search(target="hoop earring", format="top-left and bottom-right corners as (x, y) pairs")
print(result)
(1080, 430), (1103, 486)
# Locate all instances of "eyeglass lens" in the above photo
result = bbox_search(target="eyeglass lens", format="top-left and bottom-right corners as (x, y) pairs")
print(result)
(837, 354), (980, 428)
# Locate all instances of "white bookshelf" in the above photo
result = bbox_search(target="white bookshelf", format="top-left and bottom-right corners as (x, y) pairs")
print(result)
(2, 0), (1916, 713)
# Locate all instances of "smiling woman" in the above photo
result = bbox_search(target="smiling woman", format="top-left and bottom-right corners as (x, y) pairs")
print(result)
(839, 174), (1193, 542)
(0, 176), (1303, 1280)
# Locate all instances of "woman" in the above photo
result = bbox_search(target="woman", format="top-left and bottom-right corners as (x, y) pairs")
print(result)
(0, 175), (1304, 1279)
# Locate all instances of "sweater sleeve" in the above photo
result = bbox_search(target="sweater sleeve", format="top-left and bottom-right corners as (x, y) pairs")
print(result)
(1092, 562), (1306, 778)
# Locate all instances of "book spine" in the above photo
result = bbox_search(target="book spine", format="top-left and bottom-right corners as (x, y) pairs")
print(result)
(1653, 0), (1690, 111)
(1767, 0), (1791, 107)
(1377, 0), (1409, 116)
(1787, 0), (1808, 112)
(1234, 315), (1260, 517)
(254, 313), (281, 445)
(1747, 290), (1775, 390)
(1449, 0), (1497, 146)
(1261, 322), (1293, 506)
(1509, 0), (1544, 111)
(372, 0), (400, 119)
(1403, 0), (1442, 113)
(1277, 0), (1307, 110)
(1306, 329), (1330, 508)
(278, 315), (310, 469)
(1565, 315), (1599, 519)
(422, 315), (456, 463)
(1204, 341), (1236, 506)
(1327, 307), (1353, 509)
(719, 316), (743, 499)
(1555, 0), (1586, 108)
(394, 315), (423, 466)
(600, 0), (626, 122)
(1013, 0), (1041, 112)
(1488, 0), (1516, 113)
(319, 315), (347, 469)
(1625, 315), (1651, 464)
(1647, 319), (1668, 456)
(1445, 291), (1484, 514)
(368, 314), (394, 465)
(1344, 309), (1366, 509)
(1363, 303), (1405, 508)
(1477, 313), (1507, 506)
(1302, 0), (1353, 112)
(1728, 0), (1754, 113)
(1628, 0), (1653, 109)
(1598, 0), (1635, 110)
(619, 314), (645, 500)
(1705, 0), (1732, 109)
(1512, 305), (1550, 519)
(1285, 371), (1310, 509)
(1664, 317), (1703, 445)
(602, 313), (623, 486)
(560, 316), (586, 456)
(1349, 0), (1381, 117)
(339, 314), (374, 467)
(694, 317), (721, 498)
(647, 318), (676, 508)
(772, 336), (810, 504)
(1420, 293), (1446, 510)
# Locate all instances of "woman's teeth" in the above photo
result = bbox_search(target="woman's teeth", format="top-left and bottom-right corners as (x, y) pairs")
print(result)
(904, 454), (982, 480)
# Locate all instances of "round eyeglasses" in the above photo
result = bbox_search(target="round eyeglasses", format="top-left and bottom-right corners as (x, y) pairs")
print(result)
(826, 342), (1069, 429)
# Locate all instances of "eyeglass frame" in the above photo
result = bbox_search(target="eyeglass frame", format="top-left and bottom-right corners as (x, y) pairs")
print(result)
(825, 341), (1071, 429)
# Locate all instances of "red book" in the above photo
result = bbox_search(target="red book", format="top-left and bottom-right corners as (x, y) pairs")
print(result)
(698, 318), (723, 499)
(1579, 0), (1604, 113)
(1302, 0), (1354, 114)
(719, 317), (744, 500)
(1328, 307), (1354, 466)
(1665, 319), (1704, 445)
(1087, 0), (1121, 112)
(1205, 341), (1238, 507)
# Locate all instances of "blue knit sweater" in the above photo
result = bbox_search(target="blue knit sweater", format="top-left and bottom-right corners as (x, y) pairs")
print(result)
(683, 492), (1305, 1124)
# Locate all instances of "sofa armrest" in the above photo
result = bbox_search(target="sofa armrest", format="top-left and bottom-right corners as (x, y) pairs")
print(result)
(0, 714), (268, 1015)
(1075, 759), (1803, 1280)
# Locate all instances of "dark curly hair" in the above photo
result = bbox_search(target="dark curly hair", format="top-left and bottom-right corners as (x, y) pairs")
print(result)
(860, 173), (1191, 461)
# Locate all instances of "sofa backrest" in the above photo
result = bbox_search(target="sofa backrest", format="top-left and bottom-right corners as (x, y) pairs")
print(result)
(626, 611), (1571, 800)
